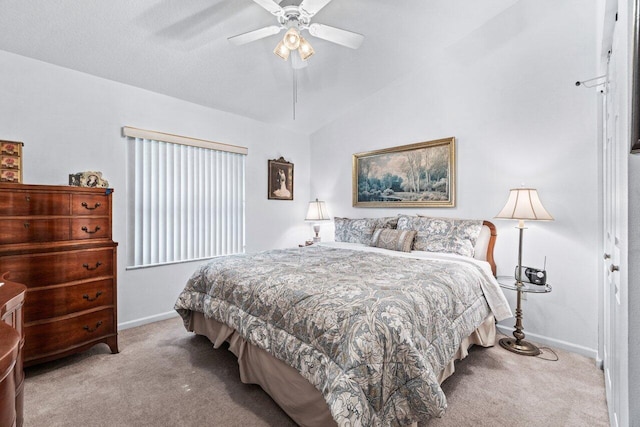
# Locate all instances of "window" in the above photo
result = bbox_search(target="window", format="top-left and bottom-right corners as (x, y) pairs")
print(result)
(124, 127), (247, 268)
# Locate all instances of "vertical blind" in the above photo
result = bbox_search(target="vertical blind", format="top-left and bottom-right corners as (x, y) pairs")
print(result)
(125, 127), (246, 268)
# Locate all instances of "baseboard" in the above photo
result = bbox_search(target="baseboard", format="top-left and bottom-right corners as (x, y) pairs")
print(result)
(594, 358), (604, 370)
(118, 310), (180, 331)
(496, 325), (598, 360)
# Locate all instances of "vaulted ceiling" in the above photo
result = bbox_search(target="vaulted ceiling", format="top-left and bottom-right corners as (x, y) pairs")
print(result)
(0, 0), (519, 135)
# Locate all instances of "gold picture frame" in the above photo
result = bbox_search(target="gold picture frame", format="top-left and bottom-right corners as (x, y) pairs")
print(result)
(352, 137), (456, 208)
(268, 157), (294, 200)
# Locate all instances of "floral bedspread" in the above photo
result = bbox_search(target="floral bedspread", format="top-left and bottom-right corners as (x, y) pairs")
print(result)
(174, 246), (496, 426)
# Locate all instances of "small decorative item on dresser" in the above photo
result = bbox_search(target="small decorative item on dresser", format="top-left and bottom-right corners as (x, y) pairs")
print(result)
(69, 171), (109, 188)
(0, 140), (24, 183)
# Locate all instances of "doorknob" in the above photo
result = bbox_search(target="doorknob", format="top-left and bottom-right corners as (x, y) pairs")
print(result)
(610, 264), (619, 272)
(603, 253), (611, 260)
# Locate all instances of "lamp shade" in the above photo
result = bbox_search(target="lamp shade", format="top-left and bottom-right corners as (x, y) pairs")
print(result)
(283, 27), (301, 50)
(305, 199), (330, 221)
(495, 188), (553, 221)
(273, 40), (290, 60)
(297, 37), (314, 60)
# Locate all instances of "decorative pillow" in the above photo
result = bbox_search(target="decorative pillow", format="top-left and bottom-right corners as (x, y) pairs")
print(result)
(370, 228), (417, 252)
(397, 216), (483, 257)
(334, 216), (398, 245)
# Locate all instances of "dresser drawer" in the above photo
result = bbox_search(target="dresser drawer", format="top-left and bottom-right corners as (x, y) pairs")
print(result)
(24, 308), (114, 358)
(0, 247), (114, 288)
(0, 183), (117, 365)
(71, 194), (110, 216)
(0, 219), (70, 244)
(24, 279), (114, 322)
(70, 218), (111, 240)
(0, 192), (70, 216)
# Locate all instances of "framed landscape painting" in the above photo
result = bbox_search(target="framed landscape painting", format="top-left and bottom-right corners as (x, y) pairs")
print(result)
(352, 137), (456, 208)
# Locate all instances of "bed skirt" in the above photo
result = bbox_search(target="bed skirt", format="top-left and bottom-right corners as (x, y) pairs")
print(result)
(187, 311), (496, 427)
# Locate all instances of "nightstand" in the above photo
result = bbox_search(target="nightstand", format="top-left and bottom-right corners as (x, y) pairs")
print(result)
(497, 275), (551, 356)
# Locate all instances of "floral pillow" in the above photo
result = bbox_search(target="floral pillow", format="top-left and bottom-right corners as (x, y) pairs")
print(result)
(334, 216), (398, 245)
(396, 216), (483, 257)
(370, 228), (417, 252)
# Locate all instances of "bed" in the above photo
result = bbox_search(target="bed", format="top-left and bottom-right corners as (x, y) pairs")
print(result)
(174, 216), (511, 426)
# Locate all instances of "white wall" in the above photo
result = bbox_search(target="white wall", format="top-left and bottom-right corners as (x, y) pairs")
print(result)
(310, 0), (599, 356)
(0, 50), (311, 328)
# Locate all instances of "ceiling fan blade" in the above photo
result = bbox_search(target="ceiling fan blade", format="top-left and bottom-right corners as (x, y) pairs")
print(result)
(299, 0), (333, 17)
(252, 0), (285, 16)
(308, 23), (364, 49)
(228, 25), (282, 45)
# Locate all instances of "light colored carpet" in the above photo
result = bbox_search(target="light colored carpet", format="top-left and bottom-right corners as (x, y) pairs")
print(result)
(24, 317), (609, 426)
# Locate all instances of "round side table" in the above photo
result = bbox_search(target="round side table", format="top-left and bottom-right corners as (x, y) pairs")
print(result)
(497, 276), (551, 356)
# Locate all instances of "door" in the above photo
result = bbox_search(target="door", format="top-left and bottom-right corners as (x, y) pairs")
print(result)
(602, 24), (629, 427)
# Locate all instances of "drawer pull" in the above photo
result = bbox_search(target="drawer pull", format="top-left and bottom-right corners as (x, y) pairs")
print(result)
(23, 222), (30, 229)
(82, 261), (103, 271)
(81, 202), (102, 210)
(83, 291), (103, 302)
(83, 321), (103, 333)
(81, 225), (101, 234)
(25, 195), (30, 202)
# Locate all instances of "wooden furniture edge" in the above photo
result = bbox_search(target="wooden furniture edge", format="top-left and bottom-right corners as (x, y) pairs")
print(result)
(483, 220), (497, 277)
(0, 272), (26, 427)
(0, 182), (114, 194)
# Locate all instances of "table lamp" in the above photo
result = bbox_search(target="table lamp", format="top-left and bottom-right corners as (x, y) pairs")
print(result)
(305, 198), (330, 242)
(495, 187), (553, 355)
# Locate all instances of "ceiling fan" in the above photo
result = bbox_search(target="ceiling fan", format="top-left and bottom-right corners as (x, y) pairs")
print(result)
(228, 0), (364, 63)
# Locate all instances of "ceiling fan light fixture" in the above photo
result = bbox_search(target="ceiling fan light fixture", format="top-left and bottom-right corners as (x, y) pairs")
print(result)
(273, 40), (290, 60)
(298, 37), (314, 60)
(283, 27), (301, 50)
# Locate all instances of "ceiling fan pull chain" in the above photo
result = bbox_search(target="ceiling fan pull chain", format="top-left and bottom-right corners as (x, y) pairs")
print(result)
(292, 67), (297, 120)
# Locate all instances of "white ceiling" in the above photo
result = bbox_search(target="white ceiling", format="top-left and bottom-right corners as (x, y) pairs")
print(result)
(0, 0), (519, 135)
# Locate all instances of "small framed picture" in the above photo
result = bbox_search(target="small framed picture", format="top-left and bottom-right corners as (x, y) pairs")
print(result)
(268, 157), (294, 200)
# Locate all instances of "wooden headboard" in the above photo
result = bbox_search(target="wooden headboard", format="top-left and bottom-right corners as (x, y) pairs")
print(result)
(481, 220), (497, 277)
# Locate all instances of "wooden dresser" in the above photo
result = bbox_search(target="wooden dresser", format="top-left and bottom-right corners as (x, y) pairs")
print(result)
(0, 183), (118, 366)
(0, 274), (26, 427)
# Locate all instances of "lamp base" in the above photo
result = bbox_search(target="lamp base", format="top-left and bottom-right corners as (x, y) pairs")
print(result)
(499, 337), (541, 356)
(312, 236), (321, 243)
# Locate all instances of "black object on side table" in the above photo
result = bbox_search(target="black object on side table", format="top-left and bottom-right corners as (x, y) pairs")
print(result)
(497, 276), (551, 356)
